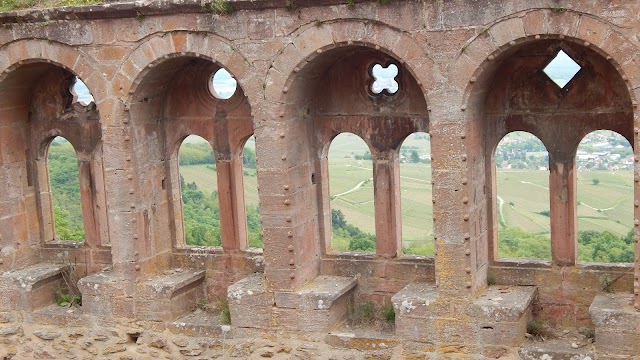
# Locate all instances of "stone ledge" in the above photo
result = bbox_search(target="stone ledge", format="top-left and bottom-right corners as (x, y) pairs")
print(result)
(0, 263), (67, 291)
(138, 269), (205, 299)
(0, 263), (69, 311)
(275, 275), (357, 310)
(391, 282), (436, 318)
(470, 285), (537, 322)
(589, 293), (640, 356)
(136, 268), (205, 322)
(227, 274), (273, 329)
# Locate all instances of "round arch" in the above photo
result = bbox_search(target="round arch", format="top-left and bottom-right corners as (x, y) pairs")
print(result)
(0, 39), (106, 108)
(458, 9), (640, 111)
(266, 19), (435, 107)
(113, 31), (257, 110)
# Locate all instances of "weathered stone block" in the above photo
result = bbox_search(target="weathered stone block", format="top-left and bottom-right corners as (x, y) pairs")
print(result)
(136, 269), (205, 322)
(0, 263), (68, 311)
(590, 294), (640, 356)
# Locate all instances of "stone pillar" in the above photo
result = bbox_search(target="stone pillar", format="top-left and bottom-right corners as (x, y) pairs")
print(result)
(77, 159), (98, 247)
(102, 118), (144, 280)
(257, 118), (320, 292)
(548, 154), (577, 266)
(316, 157), (332, 255)
(372, 151), (402, 258)
(216, 158), (247, 251)
(635, 118), (640, 309)
(431, 121), (484, 297)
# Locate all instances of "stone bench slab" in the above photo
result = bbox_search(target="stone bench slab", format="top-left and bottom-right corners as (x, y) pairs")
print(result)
(391, 283), (436, 318)
(470, 285), (537, 322)
(138, 269), (205, 299)
(275, 275), (357, 310)
(1, 263), (67, 291)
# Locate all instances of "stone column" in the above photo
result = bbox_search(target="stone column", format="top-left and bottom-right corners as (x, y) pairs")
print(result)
(635, 118), (640, 309)
(257, 118), (320, 291)
(77, 158), (98, 247)
(431, 120), (486, 297)
(316, 157), (332, 255)
(372, 151), (402, 258)
(216, 157), (247, 251)
(548, 154), (577, 266)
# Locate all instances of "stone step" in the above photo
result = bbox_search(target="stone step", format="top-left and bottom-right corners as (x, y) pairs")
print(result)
(28, 303), (87, 327)
(227, 273), (272, 329)
(325, 329), (397, 351)
(470, 285), (537, 347)
(228, 274), (358, 332)
(0, 263), (69, 311)
(136, 268), (205, 322)
(273, 275), (357, 332)
(391, 282), (436, 342)
(519, 340), (595, 360)
(589, 293), (640, 357)
(169, 309), (228, 337)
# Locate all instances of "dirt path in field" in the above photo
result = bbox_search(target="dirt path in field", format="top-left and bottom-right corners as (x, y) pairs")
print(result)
(347, 164), (431, 183)
(519, 181), (618, 212)
(332, 178), (373, 199)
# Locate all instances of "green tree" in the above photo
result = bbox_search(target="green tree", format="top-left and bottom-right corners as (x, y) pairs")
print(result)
(410, 150), (420, 163)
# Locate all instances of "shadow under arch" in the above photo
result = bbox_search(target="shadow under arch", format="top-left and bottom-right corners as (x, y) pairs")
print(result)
(261, 41), (430, 291)
(124, 54), (255, 269)
(0, 59), (107, 276)
(465, 37), (634, 273)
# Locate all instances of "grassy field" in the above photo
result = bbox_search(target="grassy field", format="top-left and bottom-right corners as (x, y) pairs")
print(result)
(497, 169), (633, 237)
(179, 133), (633, 257)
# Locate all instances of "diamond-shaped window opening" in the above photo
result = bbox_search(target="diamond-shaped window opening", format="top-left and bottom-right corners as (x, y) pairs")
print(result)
(543, 50), (582, 89)
(371, 63), (399, 95)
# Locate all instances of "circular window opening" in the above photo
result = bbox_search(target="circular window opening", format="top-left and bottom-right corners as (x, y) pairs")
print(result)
(210, 68), (237, 100)
(371, 63), (399, 95)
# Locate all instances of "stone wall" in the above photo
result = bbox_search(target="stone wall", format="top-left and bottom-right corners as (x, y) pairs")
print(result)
(0, 0), (639, 357)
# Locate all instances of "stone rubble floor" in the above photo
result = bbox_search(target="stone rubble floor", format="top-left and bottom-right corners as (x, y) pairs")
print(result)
(0, 309), (624, 360)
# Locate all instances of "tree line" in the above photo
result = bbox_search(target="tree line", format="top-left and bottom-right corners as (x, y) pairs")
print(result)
(48, 139), (261, 247)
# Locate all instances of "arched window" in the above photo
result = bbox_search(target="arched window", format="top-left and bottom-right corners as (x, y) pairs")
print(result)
(328, 133), (375, 253)
(242, 135), (262, 248)
(47, 136), (84, 242)
(178, 135), (220, 247)
(495, 132), (551, 260)
(576, 130), (634, 263)
(399, 132), (433, 256)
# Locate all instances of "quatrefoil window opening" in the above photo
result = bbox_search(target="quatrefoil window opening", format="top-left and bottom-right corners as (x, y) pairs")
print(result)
(542, 50), (582, 90)
(370, 63), (399, 96)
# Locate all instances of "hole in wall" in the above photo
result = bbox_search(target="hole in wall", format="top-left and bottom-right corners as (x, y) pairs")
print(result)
(210, 68), (237, 100)
(371, 63), (399, 95)
(311, 173), (316, 184)
(127, 332), (141, 343)
(542, 50), (581, 89)
(71, 77), (95, 105)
